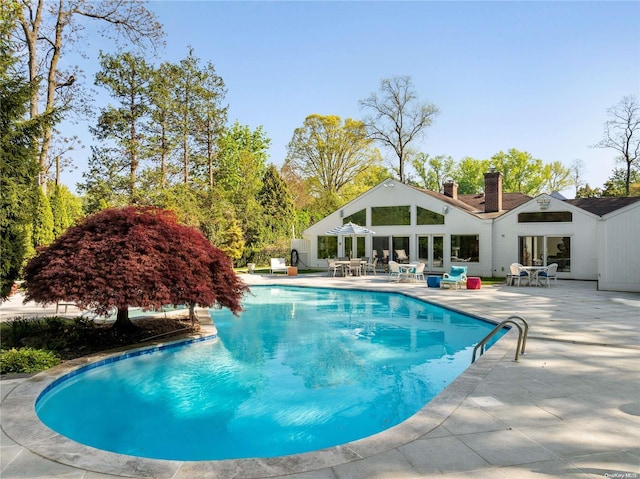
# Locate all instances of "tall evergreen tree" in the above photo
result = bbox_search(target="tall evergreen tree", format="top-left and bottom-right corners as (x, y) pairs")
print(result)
(192, 62), (227, 189)
(49, 184), (83, 238)
(258, 164), (296, 244)
(32, 186), (54, 248)
(0, 5), (45, 298)
(171, 49), (203, 185)
(148, 62), (179, 189)
(92, 52), (154, 200)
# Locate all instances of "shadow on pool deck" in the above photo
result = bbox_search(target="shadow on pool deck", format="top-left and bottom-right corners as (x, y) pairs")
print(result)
(1, 274), (639, 479)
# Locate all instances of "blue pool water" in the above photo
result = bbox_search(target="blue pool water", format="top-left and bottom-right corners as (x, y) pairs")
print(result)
(36, 286), (504, 461)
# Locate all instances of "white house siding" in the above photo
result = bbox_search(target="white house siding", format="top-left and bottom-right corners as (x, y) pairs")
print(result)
(302, 182), (494, 277)
(493, 194), (600, 280)
(597, 202), (640, 292)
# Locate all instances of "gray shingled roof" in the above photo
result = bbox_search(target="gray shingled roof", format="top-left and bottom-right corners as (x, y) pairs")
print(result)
(408, 184), (639, 218)
(409, 185), (531, 216)
(565, 197), (640, 217)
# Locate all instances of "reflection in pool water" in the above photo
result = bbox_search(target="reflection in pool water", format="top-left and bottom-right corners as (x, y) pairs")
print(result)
(36, 286), (503, 461)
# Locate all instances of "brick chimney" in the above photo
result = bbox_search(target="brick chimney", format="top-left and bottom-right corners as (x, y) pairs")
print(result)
(443, 181), (458, 200)
(483, 169), (503, 213)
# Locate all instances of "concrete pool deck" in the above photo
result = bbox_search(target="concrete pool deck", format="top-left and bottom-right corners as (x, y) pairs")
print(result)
(1, 274), (639, 478)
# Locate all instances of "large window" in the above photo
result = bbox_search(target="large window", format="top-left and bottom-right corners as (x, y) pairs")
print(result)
(417, 207), (444, 225)
(518, 236), (544, 266)
(518, 236), (571, 272)
(546, 236), (571, 272)
(518, 211), (572, 222)
(372, 236), (390, 265)
(418, 236), (429, 263)
(343, 209), (365, 225)
(392, 236), (410, 262)
(371, 206), (410, 226)
(317, 236), (337, 259)
(451, 235), (479, 262)
(345, 236), (366, 258)
(433, 236), (444, 267)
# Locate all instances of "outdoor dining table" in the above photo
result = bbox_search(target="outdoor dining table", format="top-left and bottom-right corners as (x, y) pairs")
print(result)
(335, 260), (367, 276)
(519, 265), (549, 286)
(398, 263), (418, 282)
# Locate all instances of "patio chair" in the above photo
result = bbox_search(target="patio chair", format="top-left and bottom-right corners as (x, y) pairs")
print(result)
(388, 261), (401, 281)
(441, 266), (468, 289)
(345, 258), (361, 276)
(364, 257), (378, 275)
(401, 262), (425, 282)
(327, 258), (341, 277)
(411, 262), (426, 282)
(509, 263), (530, 287)
(395, 249), (410, 263)
(537, 263), (558, 287)
(270, 258), (288, 274)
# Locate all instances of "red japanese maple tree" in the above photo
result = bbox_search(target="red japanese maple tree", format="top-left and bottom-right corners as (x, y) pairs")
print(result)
(23, 206), (248, 332)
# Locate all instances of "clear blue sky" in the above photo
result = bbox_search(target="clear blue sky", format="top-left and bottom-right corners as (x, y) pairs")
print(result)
(63, 1), (640, 197)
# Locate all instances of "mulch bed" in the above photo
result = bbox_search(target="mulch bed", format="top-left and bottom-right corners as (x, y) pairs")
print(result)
(62, 317), (200, 360)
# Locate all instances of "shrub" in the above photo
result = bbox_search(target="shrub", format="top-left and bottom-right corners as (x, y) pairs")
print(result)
(0, 348), (61, 374)
(1, 316), (68, 349)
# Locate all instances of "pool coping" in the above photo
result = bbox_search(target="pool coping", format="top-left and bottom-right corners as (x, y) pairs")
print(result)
(0, 287), (516, 479)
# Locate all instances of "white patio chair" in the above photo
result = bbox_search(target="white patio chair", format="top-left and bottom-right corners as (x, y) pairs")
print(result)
(388, 261), (401, 281)
(364, 257), (378, 275)
(327, 258), (340, 277)
(537, 263), (558, 286)
(270, 258), (288, 274)
(411, 262), (426, 282)
(509, 263), (530, 287)
(348, 258), (362, 276)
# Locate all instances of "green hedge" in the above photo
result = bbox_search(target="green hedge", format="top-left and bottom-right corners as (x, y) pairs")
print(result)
(0, 348), (61, 374)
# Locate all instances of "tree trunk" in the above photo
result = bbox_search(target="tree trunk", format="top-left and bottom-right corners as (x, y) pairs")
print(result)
(189, 303), (196, 327)
(112, 306), (136, 333)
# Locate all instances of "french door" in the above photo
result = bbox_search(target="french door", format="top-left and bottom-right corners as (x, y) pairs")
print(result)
(418, 235), (444, 272)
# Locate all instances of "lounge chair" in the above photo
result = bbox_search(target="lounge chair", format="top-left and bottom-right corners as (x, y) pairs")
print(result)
(270, 258), (288, 275)
(395, 249), (409, 263)
(509, 263), (530, 287)
(536, 263), (558, 286)
(441, 266), (468, 289)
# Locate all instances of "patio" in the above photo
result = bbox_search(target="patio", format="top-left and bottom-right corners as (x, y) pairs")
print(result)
(1, 274), (639, 478)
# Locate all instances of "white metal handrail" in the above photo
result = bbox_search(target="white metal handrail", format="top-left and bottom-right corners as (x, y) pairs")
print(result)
(472, 315), (529, 363)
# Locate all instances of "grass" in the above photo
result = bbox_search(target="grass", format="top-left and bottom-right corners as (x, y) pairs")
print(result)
(235, 266), (508, 285)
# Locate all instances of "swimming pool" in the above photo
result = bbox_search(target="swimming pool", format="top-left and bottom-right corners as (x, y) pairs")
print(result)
(36, 286), (504, 461)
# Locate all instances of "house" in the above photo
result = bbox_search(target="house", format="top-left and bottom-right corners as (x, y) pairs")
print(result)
(294, 170), (640, 292)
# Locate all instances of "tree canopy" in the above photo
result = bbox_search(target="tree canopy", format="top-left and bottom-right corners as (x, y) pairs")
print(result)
(359, 76), (439, 183)
(596, 95), (640, 196)
(0, 6), (48, 298)
(285, 114), (380, 197)
(23, 206), (247, 332)
(14, 0), (164, 193)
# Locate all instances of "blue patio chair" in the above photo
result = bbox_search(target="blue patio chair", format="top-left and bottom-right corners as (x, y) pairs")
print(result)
(441, 266), (468, 289)
(509, 263), (530, 287)
(536, 263), (558, 287)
